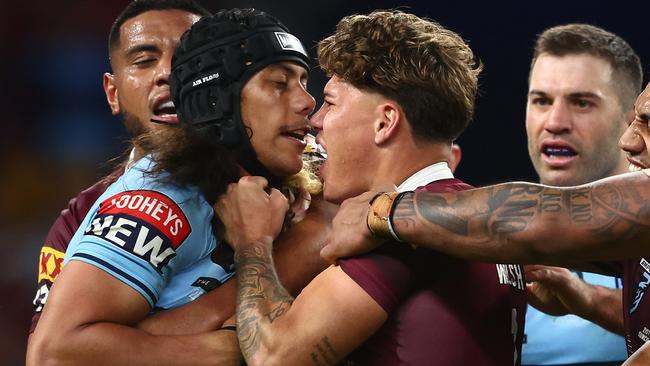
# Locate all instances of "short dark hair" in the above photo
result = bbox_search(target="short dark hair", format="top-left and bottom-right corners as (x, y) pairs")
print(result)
(532, 24), (643, 110)
(108, 0), (210, 60)
(318, 10), (481, 143)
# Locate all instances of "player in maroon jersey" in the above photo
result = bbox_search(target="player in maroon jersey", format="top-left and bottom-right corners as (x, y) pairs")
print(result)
(214, 10), (526, 365)
(321, 82), (650, 365)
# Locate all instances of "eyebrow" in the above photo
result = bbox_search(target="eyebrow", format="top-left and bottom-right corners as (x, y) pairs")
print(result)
(529, 90), (601, 100)
(269, 63), (308, 79)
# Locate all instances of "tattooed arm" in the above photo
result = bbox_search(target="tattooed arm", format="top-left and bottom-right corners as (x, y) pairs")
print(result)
(322, 171), (650, 265)
(136, 197), (334, 336)
(216, 177), (387, 366)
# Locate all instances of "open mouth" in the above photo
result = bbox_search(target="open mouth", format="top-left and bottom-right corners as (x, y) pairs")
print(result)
(280, 126), (311, 145)
(542, 145), (577, 158)
(283, 130), (307, 140)
(151, 99), (178, 124)
(303, 133), (327, 162)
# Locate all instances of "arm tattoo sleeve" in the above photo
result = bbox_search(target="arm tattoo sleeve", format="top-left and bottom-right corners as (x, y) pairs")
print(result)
(391, 176), (650, 261)
(234, 242), (294, 360)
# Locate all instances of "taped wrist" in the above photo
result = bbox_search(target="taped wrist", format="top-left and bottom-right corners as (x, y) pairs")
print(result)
(367, 192), (404, 242)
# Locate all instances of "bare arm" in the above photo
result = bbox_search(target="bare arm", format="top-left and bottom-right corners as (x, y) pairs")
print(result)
(623, 341), (650, 365)
(322, 172), (650, 265)
(235, 243), (386, 365)
(27, 261), (242, 366)
(138, 197), (334, 336)
(136, 277), (237, 335)
(216, 177), (386, 366)
(525, 265), (624, 335)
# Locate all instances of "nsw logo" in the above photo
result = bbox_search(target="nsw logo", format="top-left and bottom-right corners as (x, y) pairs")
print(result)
(84, 190), (192, 271)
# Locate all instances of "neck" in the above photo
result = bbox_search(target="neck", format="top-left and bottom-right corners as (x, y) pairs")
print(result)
(371, 140), (451, 189)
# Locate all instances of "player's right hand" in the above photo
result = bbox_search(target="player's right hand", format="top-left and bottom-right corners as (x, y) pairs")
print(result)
(214, 176), (289, 251)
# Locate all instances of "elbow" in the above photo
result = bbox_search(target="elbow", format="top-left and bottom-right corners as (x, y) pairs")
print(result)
(247, 353), (283, 366)
(246, 346), (310, 366)
(27, 331), (70, 366)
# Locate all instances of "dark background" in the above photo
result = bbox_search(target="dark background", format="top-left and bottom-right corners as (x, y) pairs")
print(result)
(1, 1), (648, 364)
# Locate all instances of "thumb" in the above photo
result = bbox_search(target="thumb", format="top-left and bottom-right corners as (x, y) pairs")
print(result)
(320, 244), (338, 265)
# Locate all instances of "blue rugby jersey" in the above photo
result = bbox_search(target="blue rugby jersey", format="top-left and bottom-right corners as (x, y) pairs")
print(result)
(65, 155), (234, 309)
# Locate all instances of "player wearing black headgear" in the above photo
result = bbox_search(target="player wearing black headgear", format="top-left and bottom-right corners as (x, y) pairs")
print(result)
(27, 7), (330, 366)
(168, 8), (311, 186)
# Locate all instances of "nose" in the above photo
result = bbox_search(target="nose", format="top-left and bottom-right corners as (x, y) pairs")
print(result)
(619, 121), (645, 156)
(154, 54), (172, 86)
(309, 103), (325, 131)
(544, 100), (572, 135)
(295, 86), (316, 116)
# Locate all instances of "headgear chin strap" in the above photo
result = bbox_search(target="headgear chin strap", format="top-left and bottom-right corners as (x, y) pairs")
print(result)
(170, 9), (310, 181)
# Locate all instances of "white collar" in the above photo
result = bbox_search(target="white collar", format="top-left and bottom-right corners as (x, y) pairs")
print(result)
(397, 162), (454, 192)
(125, 147), (137, 172)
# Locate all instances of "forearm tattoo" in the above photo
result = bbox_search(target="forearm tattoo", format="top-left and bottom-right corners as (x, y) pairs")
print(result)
(394, 177), (650, 251)
(234, 242), (294, 360)
(310, 336), (339, 366)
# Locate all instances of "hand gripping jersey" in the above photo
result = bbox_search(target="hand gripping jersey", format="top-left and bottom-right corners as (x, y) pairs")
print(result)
(340, 178), (527, 366)
(64, 156), (234, 309)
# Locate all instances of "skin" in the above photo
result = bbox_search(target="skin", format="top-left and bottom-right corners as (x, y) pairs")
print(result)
(525, 52), (630, 336)
(320, 82), (650, 361)
(242, 62), (315, 177)
(27, 13), (327, 365)
(216, 76), (455, 365)
(525, 265), (623, 334)
(103, 10), (198, 136)
(526, 54), (629, 186)
(315, 76), (452, 203)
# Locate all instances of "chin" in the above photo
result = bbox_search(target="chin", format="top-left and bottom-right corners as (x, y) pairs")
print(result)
(273, 160), (303, 178)
(322, 183), (341, 204)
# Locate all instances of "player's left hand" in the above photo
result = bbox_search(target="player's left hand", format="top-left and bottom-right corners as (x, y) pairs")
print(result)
(525, 264), (593, 317)
(214, 176), (289, 251)
(320, 190), (384, 264)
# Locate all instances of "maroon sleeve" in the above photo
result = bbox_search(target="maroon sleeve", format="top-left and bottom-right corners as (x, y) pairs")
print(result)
(339, 179), (474, 315)
(29, 178), (112, 333)
(340, 247), (418, 313)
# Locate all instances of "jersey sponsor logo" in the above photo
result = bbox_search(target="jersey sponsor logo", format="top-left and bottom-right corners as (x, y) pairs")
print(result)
(84, 190), (192, 271)
(191, 277), (222, 292)
(495, 264), (525, 290)
(38, 247), (65, 283)
(630, 258), (650, 314)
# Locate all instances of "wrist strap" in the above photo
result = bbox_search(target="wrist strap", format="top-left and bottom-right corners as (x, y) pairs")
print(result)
(367, 192), (405, 242)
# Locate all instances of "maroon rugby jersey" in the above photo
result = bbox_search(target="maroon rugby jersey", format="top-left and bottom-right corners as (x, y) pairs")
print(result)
(622, 258), (650, 355)
(29, 175), (117, 333)
(340, 178), (527, 365)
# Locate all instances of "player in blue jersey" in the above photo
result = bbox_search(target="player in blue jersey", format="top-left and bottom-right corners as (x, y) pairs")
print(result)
(27, 8), (330, 365)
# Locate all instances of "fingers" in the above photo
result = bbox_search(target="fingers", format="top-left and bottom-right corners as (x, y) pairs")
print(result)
(238, 175), (269, 189)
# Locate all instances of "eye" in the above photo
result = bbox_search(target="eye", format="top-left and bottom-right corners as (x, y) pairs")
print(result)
(131, 53), (158, 67)
(573, 99), (593, 109)
(530, 97), (550, 106)
(134, 58), (155, 66)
